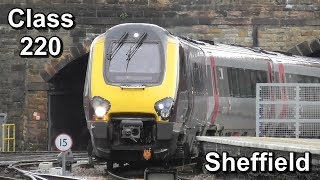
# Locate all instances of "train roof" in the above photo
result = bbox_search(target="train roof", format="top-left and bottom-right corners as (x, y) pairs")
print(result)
(106, 23), (173, 42)
(179, 37), (320, 68)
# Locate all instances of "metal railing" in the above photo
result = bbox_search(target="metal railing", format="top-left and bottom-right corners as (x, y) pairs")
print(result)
(2, 124), (15, 152)
(256, 83), (320, 138)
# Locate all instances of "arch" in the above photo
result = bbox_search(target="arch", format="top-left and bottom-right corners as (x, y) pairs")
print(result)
(39, 40), (92, 150)
(40, 39), (92, 82)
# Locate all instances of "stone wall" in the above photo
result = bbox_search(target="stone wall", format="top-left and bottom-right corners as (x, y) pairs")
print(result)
(0, 25), (26, 148)
(0, 0), (319, 150)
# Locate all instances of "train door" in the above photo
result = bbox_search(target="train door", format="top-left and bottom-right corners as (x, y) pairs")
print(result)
(174, 46), (189, 124)
(178, 42), (207, 157)
(177, 43), (194, 127)
(185, 45), (208, 155)
(187, 49), (207, 129)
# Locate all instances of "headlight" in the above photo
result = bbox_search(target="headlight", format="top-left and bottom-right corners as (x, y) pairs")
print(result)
(91, 96), (111, 118)
(154, 97), (174, 120)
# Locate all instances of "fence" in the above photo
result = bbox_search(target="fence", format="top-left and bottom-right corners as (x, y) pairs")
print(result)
(256, 83), (320, 138)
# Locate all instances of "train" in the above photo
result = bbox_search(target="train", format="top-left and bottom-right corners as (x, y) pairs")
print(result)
(83, 23), (320, 168)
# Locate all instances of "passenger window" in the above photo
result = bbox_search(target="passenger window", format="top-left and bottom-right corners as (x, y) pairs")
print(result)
(227, 68), (268, 98)
(257, 71), (268, 83)
(192, 63), (199, 94)
(198, 65), (204, 93)
(218, 67), (224, 80)
(256, 71), (263, 83)
(229, 68), (240, 97)
(227, 68), (234, 97)
(179, 46), (187, 79)
(179, 47), (187, 91)
(216, 66), (229, 97)
(305, 76), (312, 83)
(207, 65), (213, 96)
(191, 62), (207, 95)
(239, 69), (247, 97)
(245, 69), (252, 97)
(250, 70), (257, 97)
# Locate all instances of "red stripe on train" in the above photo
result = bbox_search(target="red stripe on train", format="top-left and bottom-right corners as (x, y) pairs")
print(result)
(278, 63), (288, 119)
(210, 56), (219, 124)
(268, 62), (273, 83)
(268, 61), (275, 120)
(278, 63), (285, 83)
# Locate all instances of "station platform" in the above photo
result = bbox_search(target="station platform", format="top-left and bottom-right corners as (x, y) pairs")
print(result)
(197, 136), (320, 165)
(197, 136), (320, 155)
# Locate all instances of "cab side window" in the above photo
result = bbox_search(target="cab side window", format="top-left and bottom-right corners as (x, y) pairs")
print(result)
(191, 58), (206, 95)
(175, 46), (189, 123)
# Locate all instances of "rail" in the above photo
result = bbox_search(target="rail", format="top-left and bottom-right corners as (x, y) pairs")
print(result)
(0, 152), (87, 180)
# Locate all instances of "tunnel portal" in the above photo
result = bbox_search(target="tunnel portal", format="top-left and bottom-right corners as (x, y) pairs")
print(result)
(47, 54), (89, 151)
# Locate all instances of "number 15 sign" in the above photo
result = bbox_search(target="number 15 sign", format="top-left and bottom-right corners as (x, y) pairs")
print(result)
(55, 133), (73, 152)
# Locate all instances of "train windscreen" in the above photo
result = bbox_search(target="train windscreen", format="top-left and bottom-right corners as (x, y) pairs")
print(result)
(106, 42), (162, 84)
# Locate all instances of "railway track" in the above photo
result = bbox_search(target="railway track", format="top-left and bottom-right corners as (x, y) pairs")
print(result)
(0, 162), (82, 180)
(2, 150), (318, 179)
(0, 151), (87, 163)
(106, 160), (202, 180)
(3, 155), (200, 180)
(0, 152), (264, 180)
(0, 152), (87, 180)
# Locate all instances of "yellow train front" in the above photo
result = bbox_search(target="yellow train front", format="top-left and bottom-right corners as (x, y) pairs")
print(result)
(83, 23), (181, 164)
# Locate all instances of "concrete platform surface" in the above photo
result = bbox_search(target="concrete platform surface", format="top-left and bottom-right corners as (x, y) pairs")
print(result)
(197, 136), (320, 155)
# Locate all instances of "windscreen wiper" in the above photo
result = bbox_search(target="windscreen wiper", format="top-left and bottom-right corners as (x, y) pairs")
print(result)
(125, 32), (147, 71)
(106, 32), (128, 61)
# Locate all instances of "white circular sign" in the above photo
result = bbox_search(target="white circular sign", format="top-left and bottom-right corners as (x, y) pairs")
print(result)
(55, 133), (73, 151)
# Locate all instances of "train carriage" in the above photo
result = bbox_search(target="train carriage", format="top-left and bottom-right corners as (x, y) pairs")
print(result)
(83, 23), (320, 167)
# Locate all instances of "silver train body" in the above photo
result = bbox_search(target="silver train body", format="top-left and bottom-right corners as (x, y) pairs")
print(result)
(180, 38), (320, 136)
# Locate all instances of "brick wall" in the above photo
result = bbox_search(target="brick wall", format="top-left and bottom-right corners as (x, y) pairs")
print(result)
(0, 0), (319, 150)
